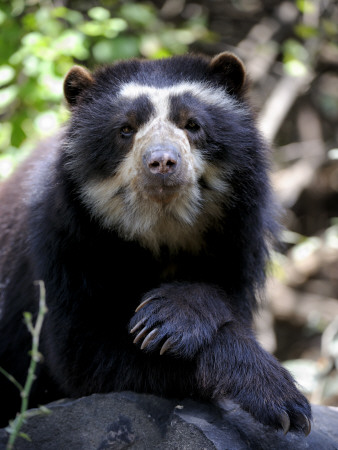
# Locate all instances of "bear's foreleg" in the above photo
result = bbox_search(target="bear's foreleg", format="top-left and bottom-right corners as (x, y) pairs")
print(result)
(196, 320), (312, 434)
(131, 283), (312, 434)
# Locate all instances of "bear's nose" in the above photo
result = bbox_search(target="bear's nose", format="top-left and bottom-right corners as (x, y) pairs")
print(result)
(144, 145), (181, 175)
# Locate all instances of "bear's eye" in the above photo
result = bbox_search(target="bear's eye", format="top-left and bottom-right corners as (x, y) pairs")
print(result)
(185, 119), (200, 133)
(120, 125), (134, 138)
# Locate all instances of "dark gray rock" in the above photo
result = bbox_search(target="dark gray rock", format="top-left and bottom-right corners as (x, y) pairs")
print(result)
(1, 392), (338, 449)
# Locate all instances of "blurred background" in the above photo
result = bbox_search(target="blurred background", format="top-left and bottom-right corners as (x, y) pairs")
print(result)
(1, 0), (338, 406)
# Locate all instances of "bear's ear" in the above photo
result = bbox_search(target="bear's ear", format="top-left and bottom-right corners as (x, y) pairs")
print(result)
(64, 66), (94, 107)
(209, 52), (246, 95)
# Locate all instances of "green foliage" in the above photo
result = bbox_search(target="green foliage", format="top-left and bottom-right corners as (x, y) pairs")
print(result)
(0, 0), (210, 177)
(282, 0), (338, 77)
(1, 281), (49, 450)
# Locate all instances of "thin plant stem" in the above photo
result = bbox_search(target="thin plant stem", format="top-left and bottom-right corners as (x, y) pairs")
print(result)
(5, 281), (47, 450)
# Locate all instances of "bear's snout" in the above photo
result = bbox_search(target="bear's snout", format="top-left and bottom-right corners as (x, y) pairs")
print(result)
(143, 144), (181, 176)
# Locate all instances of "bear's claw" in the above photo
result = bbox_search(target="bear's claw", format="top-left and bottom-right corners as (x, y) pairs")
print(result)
(129, 287), (230, 357)
(279, 410), (290, 435)
(277, 411), (311, 436)
(131, 321), (160, 350)
(130, 322), (173, 355)
(133, 326), (149, 344)
(160, 337), (174, 355)
(140, 328), (159, 350)
(129, 316), (147, 334)
(135, 296), (156, 312)
(294, 413), (311, 436)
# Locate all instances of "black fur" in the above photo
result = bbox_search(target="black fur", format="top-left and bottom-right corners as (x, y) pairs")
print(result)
(0, 53), (311, 433)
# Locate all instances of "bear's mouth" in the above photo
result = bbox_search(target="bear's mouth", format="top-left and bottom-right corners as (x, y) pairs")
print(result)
(144, 185), (181, 204)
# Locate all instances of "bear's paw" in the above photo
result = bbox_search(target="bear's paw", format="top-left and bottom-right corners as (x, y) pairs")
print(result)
(129, 283), (231, 359)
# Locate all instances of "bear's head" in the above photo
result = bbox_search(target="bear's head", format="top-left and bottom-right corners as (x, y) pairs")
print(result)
(62, 53), (262, 254)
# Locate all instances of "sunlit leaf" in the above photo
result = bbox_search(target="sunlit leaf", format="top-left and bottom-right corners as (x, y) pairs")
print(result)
(78, 21), (104, 37)
(21, 54), (40, 77)
(21, 31), (44, 47)
(0, 65), (15, 86)
(291, 236), (321, 262)
(296, 0), (316, 14)
(104, 18), (127, 38)
(38, 73), (64, 100)
(140, 35), (162, 57)
(284, 59), (308, 76)
(88, 7), (110, 21)
(34, 111), (60, 136)
(52, 7), (83, 25)
(54, 30), (89, 60)
(0, 10), (6, 26)
(0, 85), (18, 110)
(151, 48), (172, 59)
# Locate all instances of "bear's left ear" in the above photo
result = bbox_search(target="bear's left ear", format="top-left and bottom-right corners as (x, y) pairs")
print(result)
(64, 66), (94, 107)
(209, 52), (246, 95)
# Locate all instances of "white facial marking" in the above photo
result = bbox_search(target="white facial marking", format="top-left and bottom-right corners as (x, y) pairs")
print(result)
(119, 82), (237, 111)
(80, 82), (233, 254)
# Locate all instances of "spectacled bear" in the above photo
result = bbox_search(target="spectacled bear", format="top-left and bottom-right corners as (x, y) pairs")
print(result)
(0, 52), (311, 433)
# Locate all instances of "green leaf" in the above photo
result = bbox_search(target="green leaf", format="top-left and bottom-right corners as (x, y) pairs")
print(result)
(88, 7), (110, 21)
(322, 19), (338, 38)
(54, 30), (89, 60)
(0, 65), (15, 86)
(78, 21), (104, 37)
(296, 0), (316, 13)
(284, 60), (308, 76)
(34, 111), (60, 135)
(104, 18), (127, 37)
(52, 7), (83, 25)
(0, 85), (18, 110)
(0, 10), (7, 26)
(119, 3), (155, 27)
(22, 12), (38, 31)
(11, 0), (25, 17)
(19, 432), (32, 442)
(283, 39), (309, 62)
(21, 31), (44, 48)
(10, 114), (28, 148)
(295, 24), (318, 39)
(92, 37), (140, 63)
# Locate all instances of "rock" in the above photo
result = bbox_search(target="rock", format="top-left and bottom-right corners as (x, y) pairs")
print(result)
(1, 392), (338, 449)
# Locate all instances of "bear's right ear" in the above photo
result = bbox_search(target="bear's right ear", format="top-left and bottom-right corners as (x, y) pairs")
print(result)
(64, 66), (94, 107)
